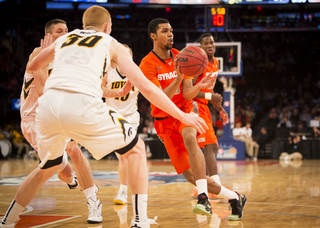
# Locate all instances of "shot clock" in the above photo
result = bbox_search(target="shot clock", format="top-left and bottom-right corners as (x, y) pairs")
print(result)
(206, 6), (228, 30)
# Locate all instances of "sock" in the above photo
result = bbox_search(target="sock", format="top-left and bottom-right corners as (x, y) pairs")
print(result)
(211, 174), (221, 186)
(217, 186), (239, 200)
(119, 184), (128, 193)
(132, 194), (148, 223)
(83, 186), (97, 201)
(196, 179), (208, 197)
(2, 200), (24, 225)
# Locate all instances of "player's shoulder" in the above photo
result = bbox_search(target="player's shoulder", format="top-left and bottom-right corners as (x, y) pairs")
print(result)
(171, 48), (180, 56)
(140, 51), (157, 65)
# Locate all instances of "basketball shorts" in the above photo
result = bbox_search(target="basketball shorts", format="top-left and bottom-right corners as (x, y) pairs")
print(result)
(21, 115), (68, 172)
(195, 102), (219, 148)
(36, 89), (138, 169)
(154, 101), (197, 174)
(123, 111), (140, 131)
(21, 115), (38, 151)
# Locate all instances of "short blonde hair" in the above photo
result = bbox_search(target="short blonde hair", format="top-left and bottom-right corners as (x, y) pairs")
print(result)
(83, 5), (111, 29)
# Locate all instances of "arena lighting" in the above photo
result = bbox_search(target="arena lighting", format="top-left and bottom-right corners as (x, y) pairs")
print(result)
(46, 2), (74, 9)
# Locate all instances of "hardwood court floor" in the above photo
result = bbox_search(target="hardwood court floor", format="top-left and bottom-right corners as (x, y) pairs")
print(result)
(0, 158), (319, 228)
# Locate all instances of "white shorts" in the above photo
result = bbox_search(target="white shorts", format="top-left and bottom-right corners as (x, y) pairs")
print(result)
(123, 111), (140, 131)
(21, 115), (68, 171)
(21, 116), (38, 151)
(36, 89), (138, 167)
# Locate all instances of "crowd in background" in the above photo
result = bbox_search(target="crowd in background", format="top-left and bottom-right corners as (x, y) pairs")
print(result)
(0, 2), (319, 159)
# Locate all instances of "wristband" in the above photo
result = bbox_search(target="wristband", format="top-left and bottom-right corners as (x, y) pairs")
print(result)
(204, 93), (211, 100)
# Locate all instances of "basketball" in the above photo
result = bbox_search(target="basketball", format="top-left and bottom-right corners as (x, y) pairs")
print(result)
(176, 46), (208, 77)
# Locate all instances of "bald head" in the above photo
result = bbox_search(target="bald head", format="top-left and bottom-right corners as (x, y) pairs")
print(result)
(83, 5), (111, 31)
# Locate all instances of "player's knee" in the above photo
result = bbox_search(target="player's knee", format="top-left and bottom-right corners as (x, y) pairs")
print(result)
(183, 133), (197, 147)
(66, 143), (81, 160)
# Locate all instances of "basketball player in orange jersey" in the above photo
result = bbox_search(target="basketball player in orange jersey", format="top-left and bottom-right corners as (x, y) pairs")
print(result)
(190, 33), (229, 200)
(19, 19), (101, 224)
(139, 18), (247, 221)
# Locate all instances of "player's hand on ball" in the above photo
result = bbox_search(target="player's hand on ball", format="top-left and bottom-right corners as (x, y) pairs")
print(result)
(181, 112), (208, 134)
(174, 58), (185, 81)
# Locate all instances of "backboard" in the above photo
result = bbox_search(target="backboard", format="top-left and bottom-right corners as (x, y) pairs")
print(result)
(186, 42), (242, 77)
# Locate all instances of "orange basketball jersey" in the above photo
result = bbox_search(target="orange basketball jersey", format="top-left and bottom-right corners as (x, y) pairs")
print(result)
(193, 57), (219, 105)
(139, 48), (191, 118)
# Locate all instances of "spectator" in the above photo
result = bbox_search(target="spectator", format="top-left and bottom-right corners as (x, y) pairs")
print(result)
(277, 116), (292, 128)
(312, 127), (320, 139)
(10, 125), (30, 158)
(256, 127), (270, 156)
(232, 121), (255, 160)
(279, 135), (303, 161)
(243, 122), (259, 161)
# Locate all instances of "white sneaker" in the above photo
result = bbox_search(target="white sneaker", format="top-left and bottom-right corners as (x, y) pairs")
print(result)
(94, 184), (99, 194)
(113, 190), (127, 205)
(131, 217), (158, 228)
(87, 198), (102, 224)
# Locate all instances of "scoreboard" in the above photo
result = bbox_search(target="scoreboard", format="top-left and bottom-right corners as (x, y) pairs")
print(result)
(206, 6), (228, 30)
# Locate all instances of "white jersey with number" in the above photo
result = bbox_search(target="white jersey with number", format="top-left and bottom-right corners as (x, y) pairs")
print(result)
(44, 29), (113, 98)
(104, 68), (139, 127)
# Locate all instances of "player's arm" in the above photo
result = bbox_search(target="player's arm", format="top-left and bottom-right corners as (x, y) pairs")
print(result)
(29, 34), (56, 72)
(101, 74), (133, 98)
(182, 72), (216, 101)
(33, 67), (49, 96)
(110, 40), (208, 134)
(25, 47), (49, 96)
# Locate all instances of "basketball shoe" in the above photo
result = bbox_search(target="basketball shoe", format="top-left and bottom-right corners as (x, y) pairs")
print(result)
(87, 198), (102, 224)
(113, 190), (127, 205)
(131, 216), (158, 228)
(227, 192), (247, 221)
(192, 193), (212, 216)
(67, 176), (79, 189)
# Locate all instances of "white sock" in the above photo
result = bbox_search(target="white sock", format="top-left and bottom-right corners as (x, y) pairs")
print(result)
(132, 194), (148, 223)
(196, 179), (208, 197)
(2, 200), (24, 224)
(119, 184), (128, 193)
(211, 174), (221, 186)
(217, 186), (239, 200)
(83, 186), (97, 201)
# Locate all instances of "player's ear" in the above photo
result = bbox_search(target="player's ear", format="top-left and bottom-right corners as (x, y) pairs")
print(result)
(150, 33), (156, 41)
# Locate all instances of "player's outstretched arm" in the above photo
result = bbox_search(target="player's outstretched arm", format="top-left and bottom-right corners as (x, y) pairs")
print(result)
(29, 35), (55, 72)
(110, 40), (208, 134)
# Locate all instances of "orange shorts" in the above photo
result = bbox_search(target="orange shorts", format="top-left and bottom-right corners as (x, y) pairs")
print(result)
(195, 102), (219, 148)
(154, 102), (196, 174)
